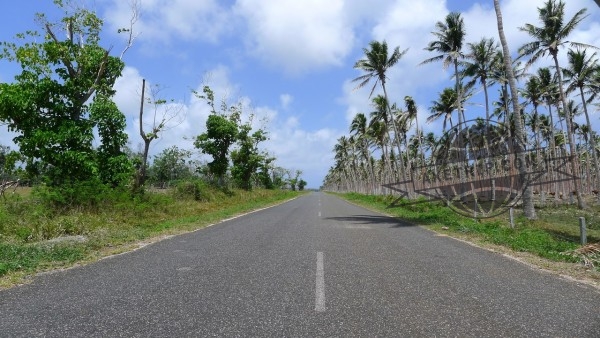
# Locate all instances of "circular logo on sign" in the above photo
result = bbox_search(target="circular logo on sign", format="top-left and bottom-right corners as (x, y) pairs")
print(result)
(429, 119), (527, 218)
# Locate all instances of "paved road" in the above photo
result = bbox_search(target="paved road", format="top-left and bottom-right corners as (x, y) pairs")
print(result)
(1, 192), (599, 337)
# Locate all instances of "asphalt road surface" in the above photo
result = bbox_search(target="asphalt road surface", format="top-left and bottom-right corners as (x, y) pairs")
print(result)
(1, 192), (599, 337)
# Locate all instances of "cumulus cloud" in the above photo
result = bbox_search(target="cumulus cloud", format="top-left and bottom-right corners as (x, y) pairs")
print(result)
(103, 0), (232, 45)
(234, 0), (355, 75)
(111, 64), (339, 186)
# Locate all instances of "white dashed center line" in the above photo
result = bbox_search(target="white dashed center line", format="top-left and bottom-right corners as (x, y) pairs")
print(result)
(315, 252), (326, 312)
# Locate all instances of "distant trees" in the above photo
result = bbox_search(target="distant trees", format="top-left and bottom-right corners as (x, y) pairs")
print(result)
(148, 146), (194, 187)
(194, 86), (304, 190)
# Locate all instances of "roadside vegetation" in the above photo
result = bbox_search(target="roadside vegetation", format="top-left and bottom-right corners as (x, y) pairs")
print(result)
(0, 1), (307, 288)
(0, 186), (301, 287)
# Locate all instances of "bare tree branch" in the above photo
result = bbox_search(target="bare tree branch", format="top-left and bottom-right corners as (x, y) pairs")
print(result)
(119, 0), (140, 60)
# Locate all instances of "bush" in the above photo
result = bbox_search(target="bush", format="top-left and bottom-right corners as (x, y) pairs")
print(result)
(173, 179), (208, 201)
(33, 179), (133, 209)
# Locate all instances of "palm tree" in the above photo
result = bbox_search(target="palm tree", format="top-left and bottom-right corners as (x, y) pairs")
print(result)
(563, 47), (600, 191)
(494, 0), (537, 218)
(353, 40), (408, 181)
(428, 87), (459, 132)
(518, 0), (590, 209)
(537, 67), (560, 162)
(462, 37), (500, 125)
(350, 113), (375, 192)
(404, 96), (425, 165)
(422, 11), (470, 198)
(521, 75), (544, 152)
(422, 12), (466, 128)
(334, 136), (355, 191)
(370, 95), (395, 181)
(368, 118), (391, 183)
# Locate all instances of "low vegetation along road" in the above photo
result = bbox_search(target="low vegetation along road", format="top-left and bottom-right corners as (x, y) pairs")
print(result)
(1, 193), (599, 336)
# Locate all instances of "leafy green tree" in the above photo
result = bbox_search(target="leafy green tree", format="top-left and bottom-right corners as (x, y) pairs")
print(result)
(194, 86), (239, 185)
(231, 124), (268, 190)
(92, 96), (132, 187)
(0, 2), (129, 187)
(149, 146), (193, 187)
(0, 145), (21, 180)
(288, 170), (302, 191)
(195, 114), (238, 185)
(257, 156), (276, 189)
(298, 179), (307, 191)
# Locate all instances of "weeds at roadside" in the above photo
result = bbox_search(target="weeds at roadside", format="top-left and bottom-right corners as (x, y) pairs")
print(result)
(0, 186), (300, 285)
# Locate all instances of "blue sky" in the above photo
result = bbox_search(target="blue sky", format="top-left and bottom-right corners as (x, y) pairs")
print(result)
(1, 0), (599, 188)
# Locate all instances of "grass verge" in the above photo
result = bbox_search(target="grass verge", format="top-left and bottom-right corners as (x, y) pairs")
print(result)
(0, 187), (301, 289)
(335, 192), (600, 283)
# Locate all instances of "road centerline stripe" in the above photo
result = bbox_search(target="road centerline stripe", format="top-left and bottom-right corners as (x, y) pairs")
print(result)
(315, 252), (325, 312)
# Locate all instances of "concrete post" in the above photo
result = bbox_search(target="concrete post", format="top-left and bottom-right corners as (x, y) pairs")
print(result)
(579, 217), (587, 246)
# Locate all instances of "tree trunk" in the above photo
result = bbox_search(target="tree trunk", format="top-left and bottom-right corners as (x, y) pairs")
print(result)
(135, 79), (147, 190)
(382, 84), (406, 182)
(493, 0), (537, 219)
(579, 86), (600, 193)
(553, 54), (585, 208)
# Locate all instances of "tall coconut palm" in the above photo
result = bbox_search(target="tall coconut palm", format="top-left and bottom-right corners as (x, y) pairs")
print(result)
(518, 0), (590, 209)
(422, 12), (466, 128)
(353, 40), (408, 181)
(462, 37), (500, 126)
(521, 75), (544, 152)
(537, 67), (560, 164)
(370, 95), (395, 181)
(334, 136), (355, 191)
(422, 11), (469, 196)
(494, 0), (537, 218)
(368, 118), (391, 182)
(404, 96), (425, 165)
(427, 87), (459, 132)
(350, 113), (375, 192)
(563, 47), (600, 191)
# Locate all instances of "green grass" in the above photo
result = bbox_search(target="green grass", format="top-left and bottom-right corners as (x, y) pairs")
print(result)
(336, 192), (598, 265)
(0, 186), (301, 285)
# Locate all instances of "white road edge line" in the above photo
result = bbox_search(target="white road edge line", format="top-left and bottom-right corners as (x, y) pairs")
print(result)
(315, 252), (326, 312)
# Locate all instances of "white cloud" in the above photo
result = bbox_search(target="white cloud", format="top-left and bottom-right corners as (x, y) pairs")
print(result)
(234, 0), (355, 75)
(111, 64), (338, 186)
(103, 0), (232, 45)
(280, 94), (293, 110)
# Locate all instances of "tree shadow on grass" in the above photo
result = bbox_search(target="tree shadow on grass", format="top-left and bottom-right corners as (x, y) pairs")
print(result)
(324, 215), (416, 228)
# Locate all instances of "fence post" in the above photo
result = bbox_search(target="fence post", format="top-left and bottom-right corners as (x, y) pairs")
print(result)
(509, 208), (514, 229)
(579, 217), (587, 246)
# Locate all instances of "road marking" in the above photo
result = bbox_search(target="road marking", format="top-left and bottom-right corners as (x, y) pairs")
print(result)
(332, 225), (372, 229)
(315, 252), (325, 312)
(318, 212), (321, 217)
